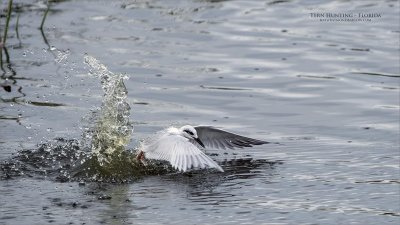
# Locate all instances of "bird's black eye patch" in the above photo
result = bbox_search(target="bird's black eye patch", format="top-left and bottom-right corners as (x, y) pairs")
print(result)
(185, 130), (194, 135)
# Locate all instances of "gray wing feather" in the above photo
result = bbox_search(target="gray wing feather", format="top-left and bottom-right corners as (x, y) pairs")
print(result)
(194, 126), (268, 150)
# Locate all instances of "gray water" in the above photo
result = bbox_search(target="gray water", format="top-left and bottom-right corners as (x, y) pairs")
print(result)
(1, 0), (399, 224)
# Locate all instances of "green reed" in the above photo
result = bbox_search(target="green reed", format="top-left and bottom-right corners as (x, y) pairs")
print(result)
(0, 0), (52, 70)
(39, 2), (50, 31)
(2, 0), (13, 46)
(15, 13), (20, 41)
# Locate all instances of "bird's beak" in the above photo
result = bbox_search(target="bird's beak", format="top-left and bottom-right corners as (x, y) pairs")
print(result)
(194, 137), (205, 148)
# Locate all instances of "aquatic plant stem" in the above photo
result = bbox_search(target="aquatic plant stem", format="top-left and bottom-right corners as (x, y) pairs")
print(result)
(2, 0), (13, 46)
(0, 48), (3, 72)
(0, 0), (13, 72)
(15, 13), (20, 42)
(40, 1), (50, 31)
(3, 46), (10, 64)
(39, 2), (53, 50)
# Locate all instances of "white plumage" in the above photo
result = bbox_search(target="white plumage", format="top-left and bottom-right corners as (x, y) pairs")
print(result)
(137, 125), (268, 173)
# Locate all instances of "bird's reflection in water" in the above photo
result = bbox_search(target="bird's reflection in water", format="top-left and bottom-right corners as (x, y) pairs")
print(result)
(159, 158), (283, 203)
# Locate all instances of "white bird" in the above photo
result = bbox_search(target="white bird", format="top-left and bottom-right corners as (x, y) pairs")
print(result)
(136, 125), (268, 172)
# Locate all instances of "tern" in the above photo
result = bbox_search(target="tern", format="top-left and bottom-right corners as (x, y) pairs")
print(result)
(136, 125), (268, 172)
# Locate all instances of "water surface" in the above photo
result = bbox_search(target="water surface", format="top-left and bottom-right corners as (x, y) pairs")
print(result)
(0, 0), (399, 224)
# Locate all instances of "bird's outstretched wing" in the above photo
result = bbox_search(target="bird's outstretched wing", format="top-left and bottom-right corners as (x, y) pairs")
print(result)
(194, 126), (268, 150)
(144, 134), (224, 172)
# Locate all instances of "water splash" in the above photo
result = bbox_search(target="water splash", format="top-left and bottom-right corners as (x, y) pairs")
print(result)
(70, 55), (163, 182)
(83, 55), (133, 165)
(1, 55), (169, 183)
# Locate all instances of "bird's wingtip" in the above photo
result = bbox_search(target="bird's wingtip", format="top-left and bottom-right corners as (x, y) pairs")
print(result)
(257, 140), (270, 145)
(216, 166), (224, 172)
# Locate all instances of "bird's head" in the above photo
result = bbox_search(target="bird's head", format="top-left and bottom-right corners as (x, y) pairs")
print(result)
(179, 125), (205, 148)
(180, 125), (198, 138)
